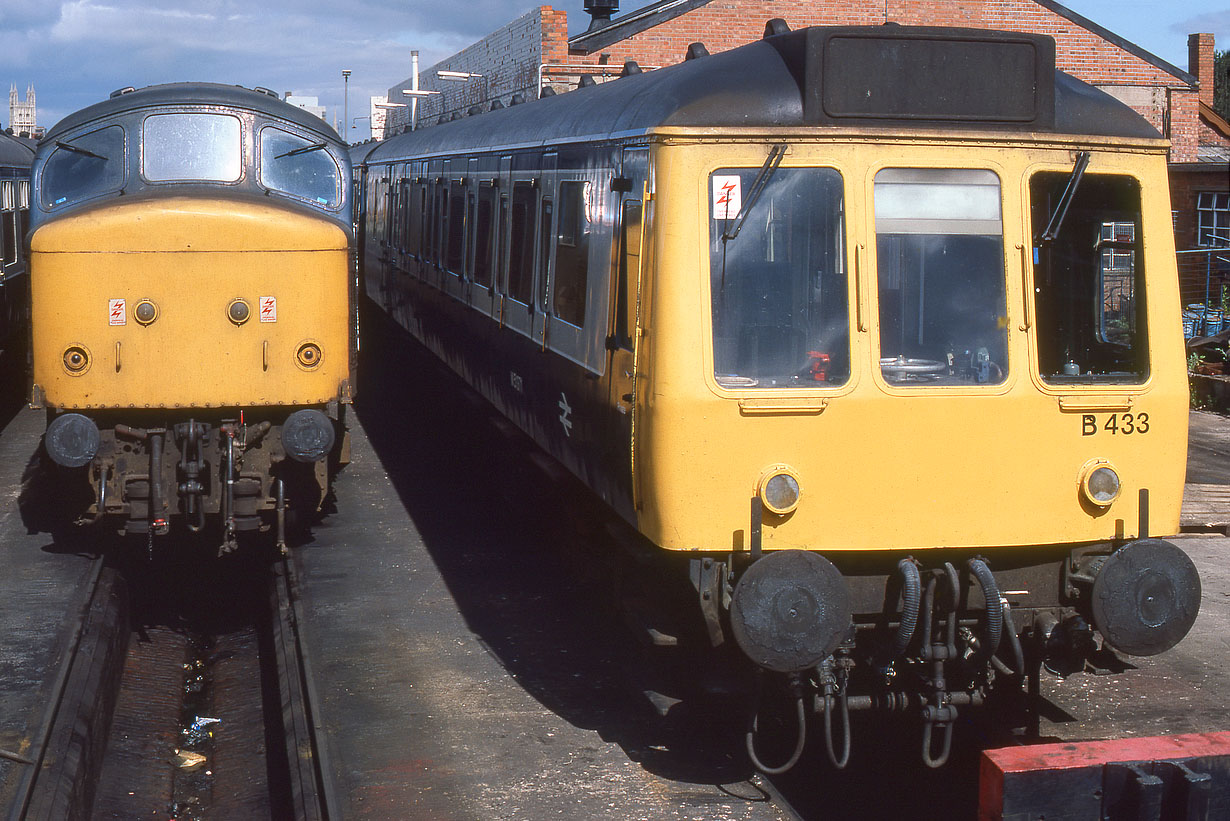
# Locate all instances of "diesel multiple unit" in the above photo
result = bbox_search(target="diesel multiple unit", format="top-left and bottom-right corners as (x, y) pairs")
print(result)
(354, 23), (1200, 768)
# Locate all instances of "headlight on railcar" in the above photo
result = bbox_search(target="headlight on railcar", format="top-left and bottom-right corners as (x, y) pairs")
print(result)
(758, 466), (802, 515)
(1080, 461), (1121, 507)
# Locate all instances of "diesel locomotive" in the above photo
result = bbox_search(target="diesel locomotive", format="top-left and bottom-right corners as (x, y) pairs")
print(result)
(29, 83), (355, 552)
(356, 23), (1200, 768)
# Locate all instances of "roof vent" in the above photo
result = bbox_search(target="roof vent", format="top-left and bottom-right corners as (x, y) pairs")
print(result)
(253, 86), (279, 98)
(621, 61), (642, 77)
(490, 99), (505, 111)
(109, 87), (136, 98)
(685, 43), (709, 60)
(451, 112), (463, 121)
(579, 74), (597, 88)
(468, 105), (483, 116)
(583, 0), (618, 32)
(510, 94), (525, 106)
(437, 115), (448, 125)
(763, 19), (790, 38)
(541, 86), (557, 98)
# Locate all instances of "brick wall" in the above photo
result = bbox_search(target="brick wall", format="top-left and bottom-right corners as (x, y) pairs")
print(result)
(383, 7), (557, 135)
(1189, 33), (1215, 107)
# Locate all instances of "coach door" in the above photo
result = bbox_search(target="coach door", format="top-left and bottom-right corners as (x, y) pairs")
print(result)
(531, 153), (559, 348)
(468, 158), (498, 318)
(502, 157), (538, 339)
(610, 147), (648, 508)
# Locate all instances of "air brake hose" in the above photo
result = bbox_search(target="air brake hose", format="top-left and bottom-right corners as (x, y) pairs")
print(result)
(890, 558), (921, 658)
(745, 673), (808, 775)
(967, 558), (1003, 656)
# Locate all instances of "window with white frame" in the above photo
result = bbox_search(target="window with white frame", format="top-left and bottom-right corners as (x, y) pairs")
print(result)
(1198, 192), (1229, 247)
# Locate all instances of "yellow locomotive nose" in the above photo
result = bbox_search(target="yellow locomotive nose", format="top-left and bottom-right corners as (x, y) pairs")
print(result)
(31, 196), (350, 410)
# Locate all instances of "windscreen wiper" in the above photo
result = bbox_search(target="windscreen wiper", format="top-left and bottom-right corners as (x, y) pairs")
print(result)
(55, 140), (107, 161)
(721, 143), (787, 242)
(275, 141), (327, 160)
(1035, 150), (1091, 245)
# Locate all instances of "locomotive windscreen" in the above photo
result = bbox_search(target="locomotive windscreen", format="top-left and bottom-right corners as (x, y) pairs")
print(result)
(805, 27), (1056, 129)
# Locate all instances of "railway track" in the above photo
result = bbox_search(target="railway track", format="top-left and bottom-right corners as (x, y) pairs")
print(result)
(8, 538), (337, 821)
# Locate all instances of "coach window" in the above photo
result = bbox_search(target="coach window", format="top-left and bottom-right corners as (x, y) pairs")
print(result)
(710, 166), (849, 388)
(553, 181), (590, 327)
(446, 181), (467, 275)
(1031, 172), (1148, 384)
(1, 182), (14, 266)
(42, 125), (125, 209)
(508, 181), (537, 305)
(143, 113), (241, 182)
(259, 126), (340, 208)
(473, 183), (497, 288)
(410, 181), (424, 258)
(874, 168), (1007, 387)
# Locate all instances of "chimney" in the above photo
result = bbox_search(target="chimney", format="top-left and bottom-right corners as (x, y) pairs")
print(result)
(1189, 33), (1215, 107)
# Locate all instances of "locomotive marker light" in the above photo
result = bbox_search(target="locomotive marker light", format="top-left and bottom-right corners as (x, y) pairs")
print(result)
(1089, 539), (1200, 657)
(730, 550), (851, 672)
(45, 412), (100, 468)
(282, 409), (335, 462)
(62, 345), (90, 374)
(296, 341), (322, 370)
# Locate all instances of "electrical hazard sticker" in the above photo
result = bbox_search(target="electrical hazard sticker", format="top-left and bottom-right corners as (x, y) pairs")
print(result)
(712, 175), (741, 220)
(259, 296), (277, 323)
(108, 298), (126, 326)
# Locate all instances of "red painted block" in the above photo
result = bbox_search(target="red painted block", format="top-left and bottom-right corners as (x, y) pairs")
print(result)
(979, 732), (1230, 821)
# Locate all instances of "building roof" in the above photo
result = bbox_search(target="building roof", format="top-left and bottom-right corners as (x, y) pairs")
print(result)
(0, 130), (35, 169)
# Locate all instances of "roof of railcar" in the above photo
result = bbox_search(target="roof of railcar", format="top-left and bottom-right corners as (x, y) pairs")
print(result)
(41, 82), (345, 145)
(365, 24), (1159, 163)
(0, 131), (35, 169)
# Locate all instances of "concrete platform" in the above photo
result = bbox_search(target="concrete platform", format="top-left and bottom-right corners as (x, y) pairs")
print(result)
(291, 338), (790, 819)
(0, 406), (107, 815)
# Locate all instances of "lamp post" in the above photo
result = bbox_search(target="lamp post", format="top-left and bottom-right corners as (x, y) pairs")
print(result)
(341, 69), (351, 143)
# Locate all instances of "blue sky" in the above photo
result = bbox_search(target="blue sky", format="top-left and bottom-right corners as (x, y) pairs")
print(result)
(1, 1), (1226, 142)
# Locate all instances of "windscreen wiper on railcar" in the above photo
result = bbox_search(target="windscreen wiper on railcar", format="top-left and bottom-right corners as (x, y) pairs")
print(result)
(55, 140), (108, 161)
(274, 141), (327, 160)
(1035, 150), (1091, 245)
(721, 143), (788, 243)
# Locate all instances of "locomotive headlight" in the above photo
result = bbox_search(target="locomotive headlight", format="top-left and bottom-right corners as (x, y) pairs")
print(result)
(63, 346), (90, 375)
(758, 466), (802, 515)
(1080, 461), (1122, 507)
(228, 299), (251, 325)
(134, 300), (158, 325)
